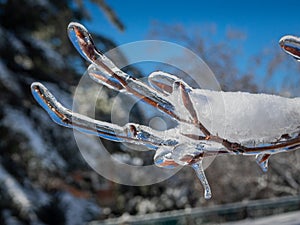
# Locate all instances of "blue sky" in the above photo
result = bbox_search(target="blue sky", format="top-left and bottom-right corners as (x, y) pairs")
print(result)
(83, 0), (300, 91)
(86, 0), (300, 46)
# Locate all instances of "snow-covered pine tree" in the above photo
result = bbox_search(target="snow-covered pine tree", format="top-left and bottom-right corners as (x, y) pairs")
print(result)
(0, 1), (126, 224)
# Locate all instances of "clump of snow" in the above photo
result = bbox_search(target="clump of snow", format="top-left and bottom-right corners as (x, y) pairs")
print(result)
(191, 89), (300, 144)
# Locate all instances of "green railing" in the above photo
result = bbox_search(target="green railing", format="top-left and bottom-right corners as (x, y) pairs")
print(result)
(89, 195), (300, 225)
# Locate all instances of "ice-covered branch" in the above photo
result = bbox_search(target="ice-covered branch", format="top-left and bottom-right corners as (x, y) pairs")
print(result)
(31, 82), (178, 148)
(280, 35), (300, 61)
(31, 22), (300, 199)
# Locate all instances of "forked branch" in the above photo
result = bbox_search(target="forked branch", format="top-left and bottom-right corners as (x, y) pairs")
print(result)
(30, 22), (300, 199)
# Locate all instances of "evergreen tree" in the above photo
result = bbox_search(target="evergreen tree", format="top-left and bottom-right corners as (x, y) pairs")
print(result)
(0, 1), (124, 224)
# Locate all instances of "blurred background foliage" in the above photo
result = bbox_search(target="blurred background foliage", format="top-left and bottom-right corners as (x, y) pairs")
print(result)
(1, 0), (300, 224)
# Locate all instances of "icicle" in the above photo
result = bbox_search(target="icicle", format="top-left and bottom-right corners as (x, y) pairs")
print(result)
(256, 153), (270, 172)
(171, 144), (211, 199)
(171, 144), (212, 199)
(192, 161), (212, 199)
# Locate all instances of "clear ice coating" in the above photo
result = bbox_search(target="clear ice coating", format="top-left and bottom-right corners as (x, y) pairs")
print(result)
(279, 35), (300, 61)
(31, 22), (300, 199)
(256, 153), (270, 172)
